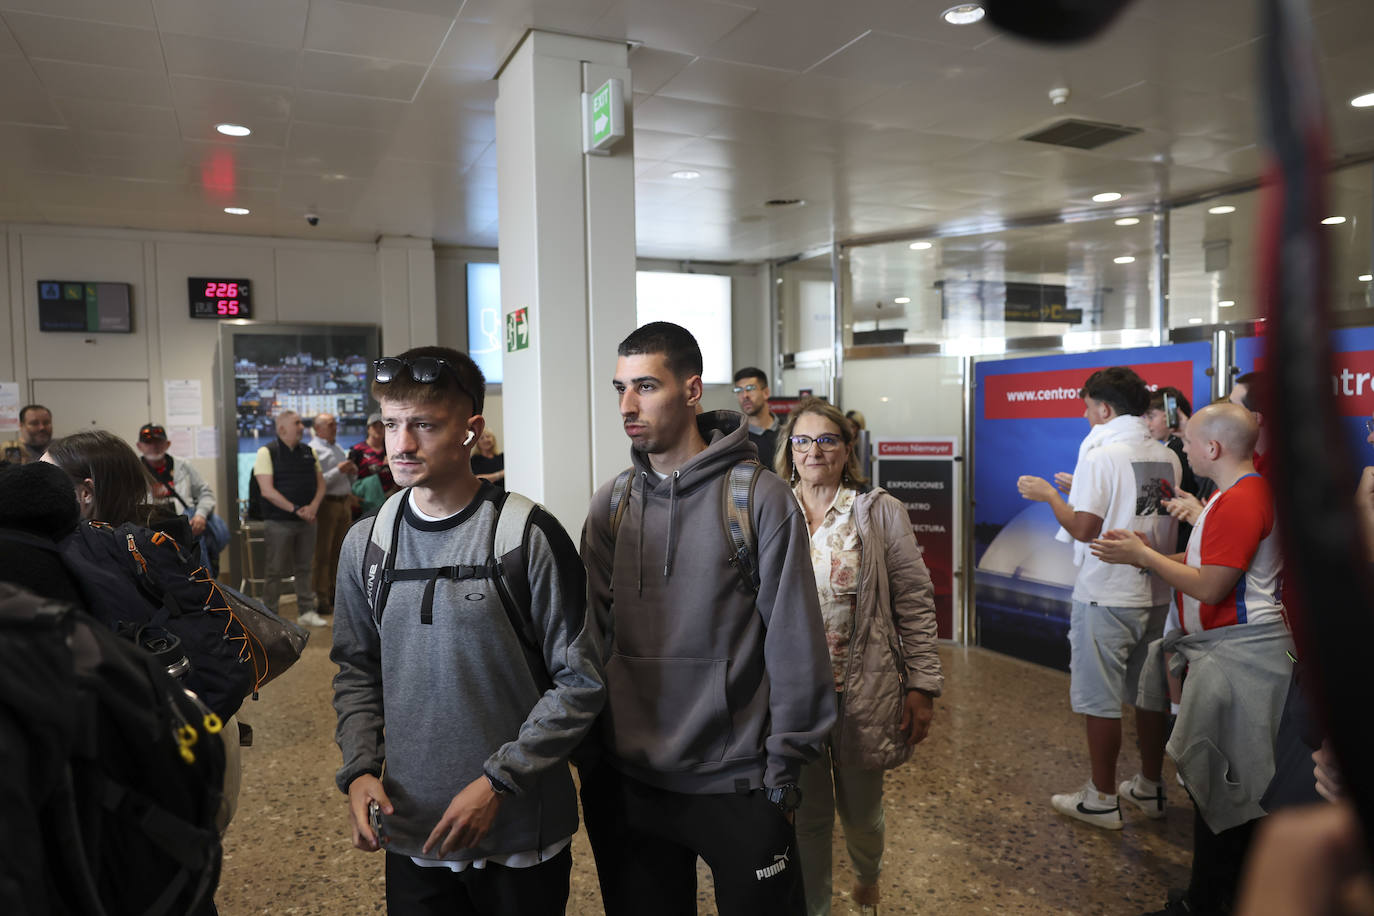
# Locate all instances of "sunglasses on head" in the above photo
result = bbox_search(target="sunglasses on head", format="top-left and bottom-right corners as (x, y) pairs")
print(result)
(373, 357), (478, 410)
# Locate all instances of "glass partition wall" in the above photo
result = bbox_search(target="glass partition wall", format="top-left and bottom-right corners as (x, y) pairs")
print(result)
(797, 160), (1374, 647)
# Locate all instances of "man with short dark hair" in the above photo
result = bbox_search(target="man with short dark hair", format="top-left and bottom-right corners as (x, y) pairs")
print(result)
(733, 366), (781, 470)
(2, 404), (53, 465)
(1017, 366), (1180, 830)
(254, 409), (328, 627)
(581, 322), (834, 915)
(331, 346), (604, 916)
(1230, 371), (1270, 476)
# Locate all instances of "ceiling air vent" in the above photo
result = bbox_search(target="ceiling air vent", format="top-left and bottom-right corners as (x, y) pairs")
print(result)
(1020, 118), (1142, 150)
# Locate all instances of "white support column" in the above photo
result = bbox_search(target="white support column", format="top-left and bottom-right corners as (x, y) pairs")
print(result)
(377, 235), (437, 352)
(496, 30), (636, 529)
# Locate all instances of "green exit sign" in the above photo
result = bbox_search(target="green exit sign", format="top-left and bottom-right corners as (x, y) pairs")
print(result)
(505, 307), (531, 353)
(583, 78), (625, 155)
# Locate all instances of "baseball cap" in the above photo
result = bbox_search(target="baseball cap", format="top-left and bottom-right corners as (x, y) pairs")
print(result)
(138, 423), (168, 443)
(367, 412), (383, 426)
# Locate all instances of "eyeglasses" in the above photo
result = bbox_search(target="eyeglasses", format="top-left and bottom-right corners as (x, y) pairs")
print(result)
(732, 384), (760, 394)
(139, 426), (166, 442)
(789, 434), (843, 452)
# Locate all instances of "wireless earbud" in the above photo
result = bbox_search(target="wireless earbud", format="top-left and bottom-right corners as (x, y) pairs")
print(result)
(463, 429), (476, 446)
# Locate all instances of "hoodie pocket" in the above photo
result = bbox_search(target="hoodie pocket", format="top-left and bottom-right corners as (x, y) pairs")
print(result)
(606, 653), (729, 771)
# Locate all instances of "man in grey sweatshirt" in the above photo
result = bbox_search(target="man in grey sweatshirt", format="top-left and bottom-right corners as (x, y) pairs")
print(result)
(580, 322), (836, 916)
(331, 346), (605, 915)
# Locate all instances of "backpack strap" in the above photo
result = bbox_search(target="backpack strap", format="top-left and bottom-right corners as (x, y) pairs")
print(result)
(720, 460), (763, 594)
(362, 489), (409, 624)
(607, 468), (634, 542)
(490, 490), (551, 690)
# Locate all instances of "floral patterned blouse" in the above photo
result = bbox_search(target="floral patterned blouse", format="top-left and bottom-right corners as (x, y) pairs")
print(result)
(797, 485), (861, 691)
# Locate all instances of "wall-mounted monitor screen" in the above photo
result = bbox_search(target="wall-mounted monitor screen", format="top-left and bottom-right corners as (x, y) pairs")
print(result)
(635, 271), (733, 385)
(189, 278), (253, 320)
(466, 262), (502, 384)
(37, 281), (133, 333)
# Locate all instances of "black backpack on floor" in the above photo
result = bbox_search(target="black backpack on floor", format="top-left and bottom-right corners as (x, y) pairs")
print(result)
(0, 583), (225, 916)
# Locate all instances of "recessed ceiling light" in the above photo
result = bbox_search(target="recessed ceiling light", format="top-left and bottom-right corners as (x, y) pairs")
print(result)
(894, 296), (911, 304)
(880, 396), (891, 402)
(1322, 215), (1347, 225)
(941, 4), (985, 25)
(1092, 191), (1123, 203)
(1219, 300), (1236, 307)
(1188, 318), (1204, 324)
(1114, 255), (1136, 264)
(1361, 275), (1374, 282)
(216, 123), (251, 137)
(909, 241), (933, 250)
(1351, 92), (1374, 108)
(671, 169), (701, 180)
(1208, 205), (1236, 215)
(1114, 217), (1140, 227)
(223, 207), (250, 215)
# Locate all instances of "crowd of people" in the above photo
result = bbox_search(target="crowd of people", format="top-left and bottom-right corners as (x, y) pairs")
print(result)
(2, 326), (1368, 915)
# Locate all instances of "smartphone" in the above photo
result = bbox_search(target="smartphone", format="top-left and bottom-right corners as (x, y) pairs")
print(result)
(1163, 392), (1179, 430)
(368, 799), (385, 844)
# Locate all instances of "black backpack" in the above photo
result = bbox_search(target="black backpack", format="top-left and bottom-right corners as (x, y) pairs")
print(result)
(0, 583), (225, 916)
(60, 521), (256, 720)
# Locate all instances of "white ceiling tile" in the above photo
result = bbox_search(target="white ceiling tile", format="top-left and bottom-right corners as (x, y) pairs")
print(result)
(278, 171), (370, 210)
(170, 76), (292, 127)
(339, 0), (463, 15)
(298, 50), (427, 100)
(201, 164), (282, 191)
(304, 0), (452, 64)
(808, 30), (968, 85)
(0, 0), (155, 28)
(657, 58), (796, 110)
(31, 59), (171, 105)
(412, 66), (497, 111)
(629, 46), (695, 95)
(431, 20), (522, 74)
(702, 4), (866, 72)
(4, 12), (164, 70)
(759, 72), (888, 121)
(595, 0), (755, 57)
(385, 116), (491, 165)
(54, 97), (179, 136)
(87, 155), (189, 182)
(286, 120), (394, 173)
(180, 115), (291, 147)
(162, 33), (301, 87)
(153, 0), (308, 48)
(183, 139), (285, 173)
(0, 57), (63, 125)
(293, 90), (410, 130)
(75, 129), (184, 164)
(458, 0), (616, 35)
(632, 128), (697, 160)
(0, 17), (19, 55)
(0, 125), (84, 172)
(631, 94), (730, 136)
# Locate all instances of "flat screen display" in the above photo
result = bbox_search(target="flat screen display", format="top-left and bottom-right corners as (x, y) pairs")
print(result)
(37, 281), (133, 333)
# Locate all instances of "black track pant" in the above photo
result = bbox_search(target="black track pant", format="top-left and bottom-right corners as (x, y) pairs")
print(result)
(384, 846), (571, 916)
(580, 764), (806, 916)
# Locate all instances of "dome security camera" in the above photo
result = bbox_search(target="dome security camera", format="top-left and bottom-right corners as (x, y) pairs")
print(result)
(305, 212), (320, 227)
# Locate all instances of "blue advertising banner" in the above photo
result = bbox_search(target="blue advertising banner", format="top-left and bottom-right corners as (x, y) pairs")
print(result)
(1236, 327), (1374, 475)
(973, 343), (1212, 669)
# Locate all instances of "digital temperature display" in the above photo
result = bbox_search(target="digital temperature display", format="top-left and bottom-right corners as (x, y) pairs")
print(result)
(188, 278), (252, 320)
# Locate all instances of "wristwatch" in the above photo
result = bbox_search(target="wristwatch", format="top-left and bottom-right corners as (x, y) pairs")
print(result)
(763, 784), (803, 814)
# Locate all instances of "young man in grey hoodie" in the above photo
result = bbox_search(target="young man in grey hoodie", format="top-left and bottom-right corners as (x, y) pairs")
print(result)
(579, 322), (836, 916)
(330, 346), (606, 915)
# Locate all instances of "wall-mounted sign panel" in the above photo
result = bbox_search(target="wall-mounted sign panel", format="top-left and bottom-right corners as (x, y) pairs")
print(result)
(189, 278), (253, 320)
(37, 280), (132, 333)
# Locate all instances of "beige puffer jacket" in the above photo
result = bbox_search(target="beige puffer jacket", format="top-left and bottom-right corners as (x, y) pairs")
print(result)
(829, 487), (943, 770)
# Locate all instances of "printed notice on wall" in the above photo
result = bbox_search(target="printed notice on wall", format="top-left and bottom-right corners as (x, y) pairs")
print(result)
(0, 381), (19, 432)
(168, 426), (195, 459)
(165, 379), (203, 427)
(195, 426), (220, 459)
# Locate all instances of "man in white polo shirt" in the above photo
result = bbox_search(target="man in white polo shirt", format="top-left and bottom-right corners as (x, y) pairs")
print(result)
(1092, 401), (1289, 914)
(1017, 366), (1180, 830)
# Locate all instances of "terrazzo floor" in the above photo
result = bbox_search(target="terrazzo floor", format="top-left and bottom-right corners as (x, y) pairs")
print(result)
(216, 611), (1191, 915)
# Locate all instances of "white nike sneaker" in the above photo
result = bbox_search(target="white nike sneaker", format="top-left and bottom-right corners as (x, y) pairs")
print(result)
(297, 610), (330, 627)
(1051, 782), (1123, 830)
(1119, 774), (1167, 819)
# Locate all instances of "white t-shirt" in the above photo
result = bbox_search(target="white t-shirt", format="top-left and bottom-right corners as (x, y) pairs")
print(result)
(1068, 424), (1181, 607)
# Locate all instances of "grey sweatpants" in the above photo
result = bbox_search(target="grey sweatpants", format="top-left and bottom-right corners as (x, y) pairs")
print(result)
(262, 518), (317, 617)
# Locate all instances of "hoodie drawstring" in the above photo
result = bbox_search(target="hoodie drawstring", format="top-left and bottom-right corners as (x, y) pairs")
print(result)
(636, 471), (648, 596)
(664, 470), (681, 579)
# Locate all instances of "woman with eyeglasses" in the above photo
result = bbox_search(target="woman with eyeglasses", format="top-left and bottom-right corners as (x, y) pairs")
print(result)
(775, 398), (944, 916)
